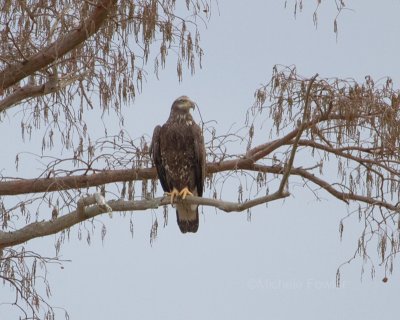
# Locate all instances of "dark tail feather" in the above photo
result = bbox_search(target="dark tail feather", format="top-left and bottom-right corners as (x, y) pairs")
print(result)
(176, 205), (199, 233)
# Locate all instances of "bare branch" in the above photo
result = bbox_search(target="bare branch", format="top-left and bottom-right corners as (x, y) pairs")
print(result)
(245, 113), (345, 162)
(278, 73), (319, 193)
(0, 191), (289, 249)
(0, 72), (87, 110)
(295, 139), (400, 177)
(0, 0), (116, 93)
(0, 168), (156, 196)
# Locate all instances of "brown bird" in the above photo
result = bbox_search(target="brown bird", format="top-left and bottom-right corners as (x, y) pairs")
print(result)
(150, 96), (206, 233)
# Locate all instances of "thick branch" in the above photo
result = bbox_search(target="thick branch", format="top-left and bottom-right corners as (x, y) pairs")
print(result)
(248, 164), (400, 212)
(245, 113), (350, 163)
(211, 161), (400, 212)
(1, 160), (398, 248)
(0, 191), (289, 248)
(0, 0), (116, 99)
(0, 168), (156, 196)
(0, 154), (397, 214)
(0, 72), (86, 110)
(0, 107), (350, 197)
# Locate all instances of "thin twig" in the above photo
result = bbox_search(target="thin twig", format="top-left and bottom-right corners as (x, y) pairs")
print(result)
(278, 73), (318, 194)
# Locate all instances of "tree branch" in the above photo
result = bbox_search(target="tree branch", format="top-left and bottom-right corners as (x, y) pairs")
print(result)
(0, 0), (116, 98)
(0, 191), (289, 248)
(0, 167), (156, 196)
(2, 159), (398, 249)
(1, 161), (398, 248)
(295, 139), (400, 176)
(1, 156), (398, 213)
(0, 72), (87, 110)
(245, 113), (346, 162)
(278, 73), (318, 193)
(250, 164), (400, 212)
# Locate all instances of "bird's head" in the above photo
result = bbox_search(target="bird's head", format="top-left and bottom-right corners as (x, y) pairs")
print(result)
(171, 95), (195, 113)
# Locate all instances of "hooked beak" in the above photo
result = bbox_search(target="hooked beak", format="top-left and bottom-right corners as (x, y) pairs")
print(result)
(173, 96), (196, 111)
(184, 99), (195, 111)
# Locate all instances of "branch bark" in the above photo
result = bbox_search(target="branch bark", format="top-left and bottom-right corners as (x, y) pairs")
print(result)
(0, 191), (289, 248)
(1, 158), (397, 214)
(0, 0), (116, 101)
(0, 72), (87, 110)
(1, 160), (398, 248)
(0, 168), (156, 196)
(2, 160), (397, 249)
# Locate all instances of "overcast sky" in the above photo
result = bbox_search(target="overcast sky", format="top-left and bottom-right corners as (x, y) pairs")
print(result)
(2, 1), (400, 319)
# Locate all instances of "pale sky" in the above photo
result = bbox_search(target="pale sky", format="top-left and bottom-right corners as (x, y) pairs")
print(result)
(2, 1), (400, 319)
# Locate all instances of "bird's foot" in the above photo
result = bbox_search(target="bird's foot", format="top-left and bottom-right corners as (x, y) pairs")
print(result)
(179, 187), (193, 199)
(166, 188), (180, 203)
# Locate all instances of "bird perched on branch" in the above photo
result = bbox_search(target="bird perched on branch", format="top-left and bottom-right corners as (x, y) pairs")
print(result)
(150, 96), (206, 233)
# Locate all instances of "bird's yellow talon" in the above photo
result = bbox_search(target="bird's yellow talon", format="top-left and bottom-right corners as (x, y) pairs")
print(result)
(179, 187), (193, 199)
(166, 188), (180, 203)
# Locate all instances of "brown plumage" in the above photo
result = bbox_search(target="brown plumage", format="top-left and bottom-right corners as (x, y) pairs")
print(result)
(150, 96), (206, 233)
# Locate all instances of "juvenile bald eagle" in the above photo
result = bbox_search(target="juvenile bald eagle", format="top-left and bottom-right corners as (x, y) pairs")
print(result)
(150, 96), (206, 233)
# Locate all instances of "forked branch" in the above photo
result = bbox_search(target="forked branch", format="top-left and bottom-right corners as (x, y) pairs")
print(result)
(278, 73), (318, 193)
